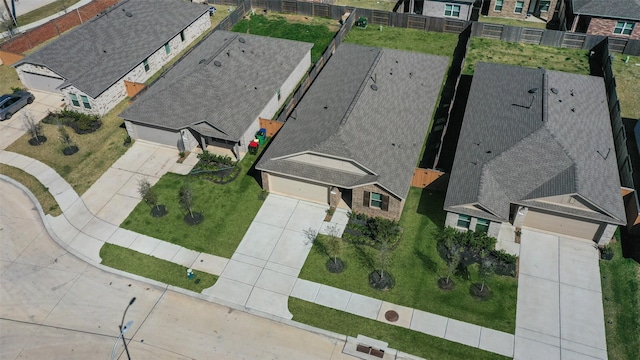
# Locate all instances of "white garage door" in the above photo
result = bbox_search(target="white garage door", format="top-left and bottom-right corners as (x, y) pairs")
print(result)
(21, 72), (64, 93)
(268, 174), (328, 204)
(524, 209), (603, 241)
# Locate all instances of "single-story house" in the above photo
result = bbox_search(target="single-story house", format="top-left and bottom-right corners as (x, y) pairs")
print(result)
(567, 0), (640, 39)
(484, 0), (559, 23)
(395, 0), (474, 21)
(119, 31), (312, 159)
(13, 0), (211, 115)
(256, 43), (449, 220)
(444, 62), (626, 244)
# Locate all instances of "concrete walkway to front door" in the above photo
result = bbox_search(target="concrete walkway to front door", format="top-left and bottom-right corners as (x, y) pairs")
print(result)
(205, 194), (329, 318)
(514, 229), (607, 360)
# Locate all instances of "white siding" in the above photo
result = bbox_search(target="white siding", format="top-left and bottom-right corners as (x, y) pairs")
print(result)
(423, 2), (472, 20)
(61, 83), (127, 116)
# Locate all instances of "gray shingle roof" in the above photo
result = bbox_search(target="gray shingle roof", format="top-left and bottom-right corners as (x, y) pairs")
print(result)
(571, 0), (640, 21)
(257, 43), (449, 200)
(16, 0), (209, 98)
(120, 31), (312, 141)
(444, 62), (626, 225)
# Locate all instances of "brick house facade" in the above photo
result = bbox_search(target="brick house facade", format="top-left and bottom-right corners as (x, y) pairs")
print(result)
(351, 184), (405, 221)
(586, 18), (640, 39)
(487, 0), (557, 22)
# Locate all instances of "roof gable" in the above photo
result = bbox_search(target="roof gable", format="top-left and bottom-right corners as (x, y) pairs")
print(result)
(17, 0), (209, 97)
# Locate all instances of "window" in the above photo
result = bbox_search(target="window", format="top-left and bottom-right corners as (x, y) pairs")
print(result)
(69, 93), (80, 107)
(180, 30), (185, 42)
(457, 214), (471, 229)
(370, 192), (383, 208)
(514, 1), (524, 13)
(143, 59), (150, 72)
(444, 4), (460, 17)
(164, 43), (171, 54)
(494, 0), (503, 12)
(80, 95), (91, 109)
(614, 21), (635, 35)
(363, 191), (389, 211)
(476, 218), (490, 233)
(539, 0), (550, 12)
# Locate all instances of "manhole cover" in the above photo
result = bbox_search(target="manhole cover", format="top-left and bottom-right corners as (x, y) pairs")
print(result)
(385, 310), (399, 322)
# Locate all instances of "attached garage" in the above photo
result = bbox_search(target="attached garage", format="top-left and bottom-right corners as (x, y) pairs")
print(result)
(267, 174), (328, 204)
(21, 72), (65, 93)
(523, 209), (603, 241)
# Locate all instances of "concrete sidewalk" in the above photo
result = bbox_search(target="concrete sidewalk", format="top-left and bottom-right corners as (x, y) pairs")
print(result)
(1, 148), (517, 358)
(514, 229), (607, 360)
(1, 0), (93, 40)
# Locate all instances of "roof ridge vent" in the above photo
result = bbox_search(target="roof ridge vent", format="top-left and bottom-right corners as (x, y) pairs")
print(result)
(340, 49), (384, 125)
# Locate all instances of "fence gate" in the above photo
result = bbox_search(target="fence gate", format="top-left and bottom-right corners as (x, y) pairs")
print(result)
(481, 24), (503, 39)
(313, 4), (330, 18)
(407, 15), (426, 30)
(281, 0), (297, 14)
(561, 33), (586, 48)
(608, 38), (627, 54)
(443, 19), (465, 33)
(521, 29), (543, 44)
(370, 10), (389, 26)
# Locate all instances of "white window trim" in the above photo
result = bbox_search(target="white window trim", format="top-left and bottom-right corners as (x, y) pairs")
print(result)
(614, 21), (634, 35)
(514, 1), (524, 13)
(494, 0), (503, 12)
(444, 4), (461, 18)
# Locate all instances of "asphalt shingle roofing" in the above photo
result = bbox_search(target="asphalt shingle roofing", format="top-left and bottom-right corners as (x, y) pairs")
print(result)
(257, 43), (449, 200)
(17, 0), (209, 98)
(120, 31), (312, 141)
(444, 62), (626, 225)
(571, 0), (640, 21)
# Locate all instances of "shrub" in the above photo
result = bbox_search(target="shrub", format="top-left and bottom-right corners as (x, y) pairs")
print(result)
(343, 213), (402, 249)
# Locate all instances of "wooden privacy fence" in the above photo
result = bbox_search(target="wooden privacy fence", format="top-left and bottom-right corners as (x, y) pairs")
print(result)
(411, 168), (447, 188)
(259, 117), (284, 137)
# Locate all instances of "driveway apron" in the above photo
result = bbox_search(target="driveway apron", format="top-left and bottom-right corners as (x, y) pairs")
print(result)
(514, 229), (607, 360)
(206, 194), (327, 319)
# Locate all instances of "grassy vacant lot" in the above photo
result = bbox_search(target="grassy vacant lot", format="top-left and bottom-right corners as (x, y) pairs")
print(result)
(479, 15), (547, 30)
(612, 55), (640, 119)
(297, 188), (518, 333)
(463, 37), (591, 75)
(0, 164), (61, 216)
(15, 0), (82, 26)
(232, 14), (337, 62)
(600, 239), (640, 360)
(0, 65), (22, 94)
(345, 25), (459, 58)
(100, 243), (217, 292)
(290, 299), (508, 360)
(335, 0), (396, 11)
(120, 153), (264, 258)
(5, 100), (131, 195)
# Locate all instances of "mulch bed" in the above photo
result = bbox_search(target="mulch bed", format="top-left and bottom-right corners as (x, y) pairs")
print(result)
(184, 212), (204, 225)
(469, 283), (493, 301)
(438, 277), (456, 290)
(325, 258), (345, 273)
(369, 270), (395, 291)
(28, 136), (47, 146)
(150, 205), (167, 218)
(62, 146), (79, 156)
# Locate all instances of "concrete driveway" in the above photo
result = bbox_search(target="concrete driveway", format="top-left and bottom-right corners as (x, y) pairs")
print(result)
(0, 90), (64, 150)
(81, 140), (199, 225)
(0, 179), (353, 360)
(514, 229), (607, 360)
(207, 194), (328, 319)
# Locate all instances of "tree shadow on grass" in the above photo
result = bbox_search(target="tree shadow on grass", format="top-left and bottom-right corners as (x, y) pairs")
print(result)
(414, 247), (440, 279)
(353, 244), (376, 271)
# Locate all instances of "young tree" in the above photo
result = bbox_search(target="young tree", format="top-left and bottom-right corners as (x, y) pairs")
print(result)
(325, 224), (342, 265)
(478, 249), (494, 293)
(179, 183), (193, 217)
(137, 178), (159, 211)
(22, 112), (43, 144)
(377, 236), (393, 281)
(58, 125), (76, 154)
(445, 236), (461, 285)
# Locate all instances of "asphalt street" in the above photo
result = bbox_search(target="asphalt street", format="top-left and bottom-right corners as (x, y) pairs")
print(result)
(0, 179), (352, 360)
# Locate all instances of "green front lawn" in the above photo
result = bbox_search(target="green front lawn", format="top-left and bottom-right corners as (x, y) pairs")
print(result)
(463, 37), (590, 75)
(298, 188), (518, 333)
(232, 14), (337, 63)
(345, 26), (459, 58)
(290, 299), (508, 360)
(600, 239), (640, 360)
(100, 243), (217, 292)
(0, 65), (22, 94)
(6, 100), (131, 195)
(120, 151), (264, 258)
